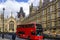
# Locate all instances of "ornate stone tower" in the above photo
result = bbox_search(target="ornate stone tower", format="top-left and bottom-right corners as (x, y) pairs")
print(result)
(29, 3), (37, 16)
(29, 3), (33, 16)
(39, 0), (43, 8)
(17, 7), (25, 18)
(17, 7), (25, 24)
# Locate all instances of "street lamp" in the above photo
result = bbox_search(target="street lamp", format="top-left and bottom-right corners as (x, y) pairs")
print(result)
(2, 8), (5, 39)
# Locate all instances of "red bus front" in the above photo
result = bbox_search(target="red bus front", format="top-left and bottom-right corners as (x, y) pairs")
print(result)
(30, 24), (43, 40)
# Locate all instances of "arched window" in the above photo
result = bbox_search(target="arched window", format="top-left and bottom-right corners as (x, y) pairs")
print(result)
(9, 21), (14, 31)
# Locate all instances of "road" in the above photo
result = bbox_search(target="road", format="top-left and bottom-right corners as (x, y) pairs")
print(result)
(0, 34), (60, 40)
(0, 34), (26, 40)
(0, 37), (25, 40)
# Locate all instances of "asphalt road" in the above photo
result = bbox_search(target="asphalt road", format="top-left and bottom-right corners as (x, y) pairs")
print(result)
(0, 34), (26, 40)
(0, 37), (25, 40)
(0, 34), (60, 40)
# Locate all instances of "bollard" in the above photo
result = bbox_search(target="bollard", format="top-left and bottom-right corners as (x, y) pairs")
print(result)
(2, 33), (4, 39)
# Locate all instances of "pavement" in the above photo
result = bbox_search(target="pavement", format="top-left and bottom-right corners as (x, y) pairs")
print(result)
(0, 34), (26, 40)
(0, 32), (60, 40)
(0, 37), (26, 40)
(0, 37), (9, 40)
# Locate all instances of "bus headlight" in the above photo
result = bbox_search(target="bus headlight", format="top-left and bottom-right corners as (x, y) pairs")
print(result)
(23, 35), (25, 36)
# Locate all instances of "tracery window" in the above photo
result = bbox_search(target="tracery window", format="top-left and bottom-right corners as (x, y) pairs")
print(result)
(9, 21), (14, 31)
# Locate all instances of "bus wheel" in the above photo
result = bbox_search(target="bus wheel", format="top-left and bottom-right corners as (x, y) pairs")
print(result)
(27, 36), (30, 40)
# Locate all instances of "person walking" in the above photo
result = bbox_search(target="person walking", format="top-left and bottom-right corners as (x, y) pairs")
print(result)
(12, 33), (16, 40)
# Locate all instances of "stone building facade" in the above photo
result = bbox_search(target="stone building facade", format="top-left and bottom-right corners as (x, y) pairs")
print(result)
(0, 13), (17, 32)
(0, 0), (60, 34)
(20, 0), (60, 34)
(0, 7), (25, 33)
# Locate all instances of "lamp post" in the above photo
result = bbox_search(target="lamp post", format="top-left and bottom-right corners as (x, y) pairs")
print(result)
(2, 8), (5, 39)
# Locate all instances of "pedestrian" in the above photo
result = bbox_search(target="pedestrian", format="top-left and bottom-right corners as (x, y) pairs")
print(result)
(12, 33), (16, 40)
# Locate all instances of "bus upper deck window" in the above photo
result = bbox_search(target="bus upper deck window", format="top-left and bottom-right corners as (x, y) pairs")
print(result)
(36, 24), (42, 29)
(18, 31), (25, 34)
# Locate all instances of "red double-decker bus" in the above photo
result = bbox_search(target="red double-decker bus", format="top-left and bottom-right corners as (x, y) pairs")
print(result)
(16, 23), (43, 40)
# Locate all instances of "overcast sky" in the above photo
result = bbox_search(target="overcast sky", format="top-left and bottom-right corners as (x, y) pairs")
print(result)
(0, 0), (40, 18)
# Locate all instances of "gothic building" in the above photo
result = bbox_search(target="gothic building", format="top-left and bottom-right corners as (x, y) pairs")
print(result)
(0, 0), (60, 34)
(0, 13), (17, 32)
(17, 7), (25, 25)
(17, 7), (25, 18)
(0, 7), (25, 33)
(20, 0), (60, 34)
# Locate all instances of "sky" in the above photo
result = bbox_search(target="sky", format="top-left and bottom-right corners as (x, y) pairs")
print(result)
(0, 0), (40, 18)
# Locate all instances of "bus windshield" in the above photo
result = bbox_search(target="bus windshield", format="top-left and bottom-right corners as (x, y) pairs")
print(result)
(36, 24), (43, 36)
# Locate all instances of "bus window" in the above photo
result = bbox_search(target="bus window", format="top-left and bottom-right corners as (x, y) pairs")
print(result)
(36, 24), (42, 29)
(18, 31), (25, 34)
(23, 24), (34, 28)
(36, 24), (43, 32)
(17, 25), (19, 28)
(36, 24), (43, 35)
(17, 24), (34, 28)
(17, 25), (23, 28)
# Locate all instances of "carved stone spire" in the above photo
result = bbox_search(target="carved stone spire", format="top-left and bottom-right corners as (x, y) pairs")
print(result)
(10, 12), (13, 18)
(11, 12), (13, 17)
(30, 3), (33, 12)
(17, 7), (25, 18)
(39, 0), (42, 8)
